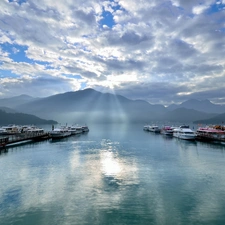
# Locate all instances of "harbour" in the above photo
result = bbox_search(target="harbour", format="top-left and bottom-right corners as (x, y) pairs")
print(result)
(1, 123), (225, 225)
(0, 124), (89, 151)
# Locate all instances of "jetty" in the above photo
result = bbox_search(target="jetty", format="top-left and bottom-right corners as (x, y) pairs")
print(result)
(0, 132), (50, 151)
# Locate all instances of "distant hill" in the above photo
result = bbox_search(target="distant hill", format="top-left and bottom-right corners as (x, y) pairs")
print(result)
(194, 113), (225, 124)
(161, 108), (217, 123)
(0, 89), (218, 124)
(0, 94), (39, 108)
(0, 106), (17, 113)
(0, 110), (57, 125)
(167, 99), (225, 114)
(14, 88), (167, 123)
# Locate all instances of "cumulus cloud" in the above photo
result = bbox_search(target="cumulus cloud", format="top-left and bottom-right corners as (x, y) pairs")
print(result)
(0, 0), (224, 105)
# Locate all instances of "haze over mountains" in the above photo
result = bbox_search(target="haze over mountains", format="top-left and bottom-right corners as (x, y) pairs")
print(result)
(0, 88), (224, 124)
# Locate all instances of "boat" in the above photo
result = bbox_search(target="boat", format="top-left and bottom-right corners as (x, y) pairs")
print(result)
(173, 127), (196, 140)
(81, 125), (89, 132)
(143, 125), (149, 131)
(71, 125), (83, 134)
(161, 126), (174, 136)
(21, 125), (45, 135)
(0, 127), (7, 135)
(196, 127), (225, 143)
(148, 125), (161, 133)
(1, 125), (21, 135)
(68, 125), (77, 135)
(49, 126), (71, 139)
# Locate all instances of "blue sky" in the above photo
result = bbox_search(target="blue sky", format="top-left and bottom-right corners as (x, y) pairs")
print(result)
(0, 0), (225, 105)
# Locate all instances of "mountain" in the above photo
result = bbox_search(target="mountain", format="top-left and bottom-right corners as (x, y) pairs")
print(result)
(0, 110), (57, 125)
(161, 108), (217, 123)
(0, 106), (17, 113)
(167, 99), (225, 114)
(193, 113), (225, 124)
(0, 94), (39, 108)
(0, 89), (217, 124)
(14, 88), (167, 123)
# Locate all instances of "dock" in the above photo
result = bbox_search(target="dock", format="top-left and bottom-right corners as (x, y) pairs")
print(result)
(0, 132), (50, 151)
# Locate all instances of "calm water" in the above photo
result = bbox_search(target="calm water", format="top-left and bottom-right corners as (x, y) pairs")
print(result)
(1, 124), (225, 225)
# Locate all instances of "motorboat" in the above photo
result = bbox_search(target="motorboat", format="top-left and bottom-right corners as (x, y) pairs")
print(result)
(81, 125), (89, 132)
(173, 127), (196, 140)
(68, 126), (77, 135)
(21, 125), (44, 134)
(0, 127), (7, 135)
(72, 125), (83, 134)
(143, 125), (149, 131)
(49, 126), (71, 139)
(148, 125), (161, 133)
(161, 126), (174, 136)
(196, 127), (225, 142)
(1, 125), (21, 135)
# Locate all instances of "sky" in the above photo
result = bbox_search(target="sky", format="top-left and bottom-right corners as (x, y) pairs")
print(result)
(0, 0), (225, 105)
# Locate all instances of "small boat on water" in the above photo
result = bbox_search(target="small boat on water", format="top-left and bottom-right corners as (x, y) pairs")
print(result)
(173, 127), (196, 140)
(148, 125), (161, 133)
(0, 127), (7, 135)
(68, 126), (77, 135)
(68, 124), (89, 135)
(196, 127), (225, 143)
(81, 125), (89, 132)
(21, 125), (45, 135)
(50, 126), (71, 139)
(1, 125), (21, 135)
(161, 126), (174, 136)
(143, 125), (149, 131)
(74, 125), (83, 134)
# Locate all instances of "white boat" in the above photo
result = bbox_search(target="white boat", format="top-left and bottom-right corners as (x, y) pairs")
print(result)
(161, 126), (174, 136)
(21, 125), (44, 134)
(81, 125), (89, 132)
(148, 125), (161, 133)
(143, 125), (149, 131)
(75, 126), (83, 134)
(68, 126), (77, 135)
(1, 125), (21, 135)
(49, 126), (71, 139)
(173, 127), (196, 140)
(71, 125), (83, 134)
(0, 127), (7, 135)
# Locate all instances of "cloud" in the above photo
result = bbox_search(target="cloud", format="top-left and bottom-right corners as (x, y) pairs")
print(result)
(0, 0), (224, 105)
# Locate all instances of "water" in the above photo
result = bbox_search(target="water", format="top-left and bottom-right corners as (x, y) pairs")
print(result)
(1, 124), (225, 225)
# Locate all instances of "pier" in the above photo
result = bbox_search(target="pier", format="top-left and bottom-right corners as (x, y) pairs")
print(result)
(0, 132), (50, 151)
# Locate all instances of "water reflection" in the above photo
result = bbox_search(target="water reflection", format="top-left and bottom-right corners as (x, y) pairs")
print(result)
(101, 151), (122, 176)
(1, 124), (225, 224)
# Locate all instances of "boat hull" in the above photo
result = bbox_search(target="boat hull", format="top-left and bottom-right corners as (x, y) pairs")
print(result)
(50, 132), (71, 139)
(177, 134), (196, 140)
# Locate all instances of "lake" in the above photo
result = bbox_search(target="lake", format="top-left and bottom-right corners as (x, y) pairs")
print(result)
(1, 123), (225, 225)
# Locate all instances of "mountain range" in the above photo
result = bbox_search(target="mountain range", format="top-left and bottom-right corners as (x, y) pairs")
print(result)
(0, 109), (57, 125)
(0, 88), (224, 124)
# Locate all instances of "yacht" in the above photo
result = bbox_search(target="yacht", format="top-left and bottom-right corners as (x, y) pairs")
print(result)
(21, 125), (44, 134)
(161, 126), (174, 136)
(49, 126), (71, 139)
(143, 125), (150, 131)
(173, 127), (196, 140)
(81, 125), (89, 132)
(148, 125), (161, 133)
(196, 127), (225, 143)
(68, 126), (77, 135)
(0, 127), (7, 135)
(1, 125), (21, 135)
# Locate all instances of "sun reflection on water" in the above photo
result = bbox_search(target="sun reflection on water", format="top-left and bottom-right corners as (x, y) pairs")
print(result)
(100, 151), (122, 176)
